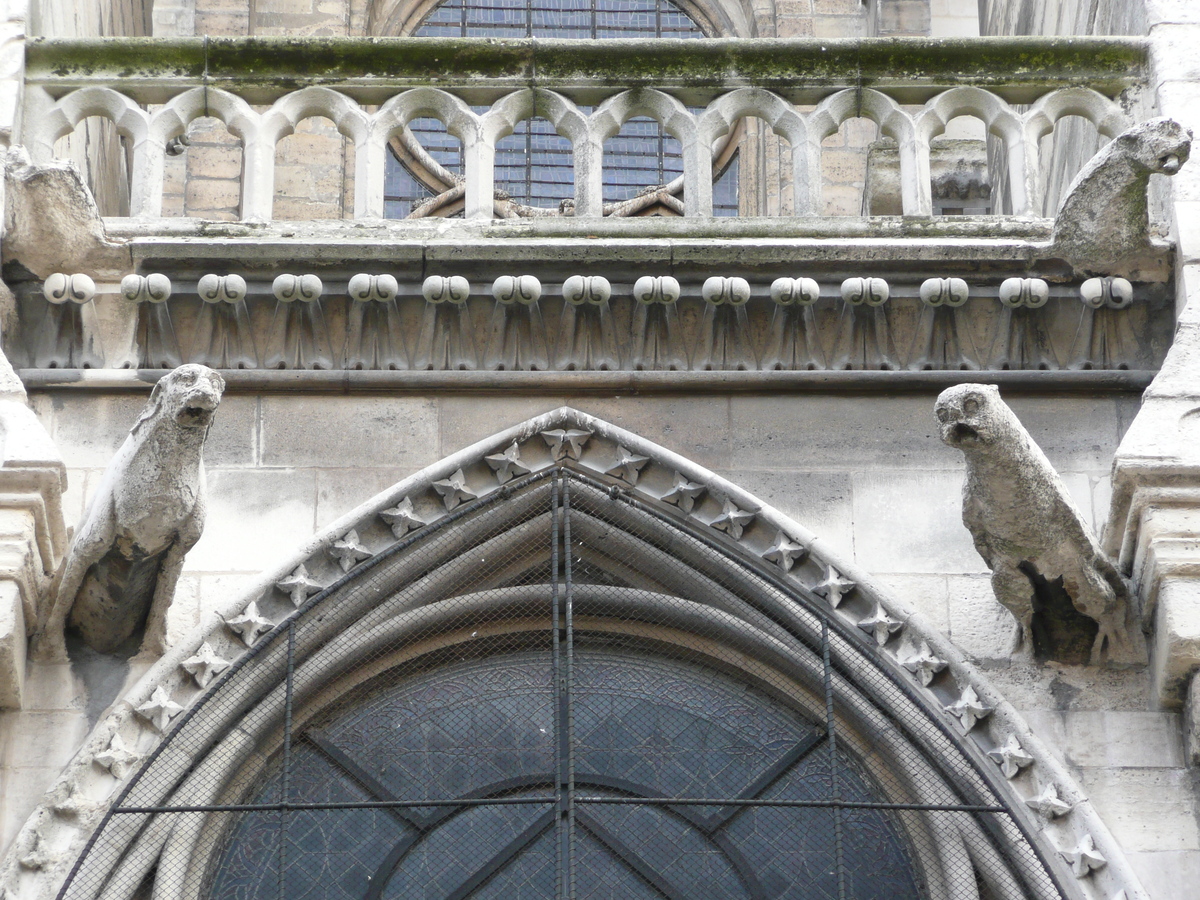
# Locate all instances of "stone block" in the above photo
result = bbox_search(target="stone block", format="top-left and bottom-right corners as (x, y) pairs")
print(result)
(728, 395), (962, 472)
(439, 396), (566, 458)
(316, 467), (421, 531)
(947, 573), (1020, 660)
(0, 583), (23, 709)
(1173, 200), (1200, 265)
(876, 0), (931, 36)
(1127, 850), (1200, 900)
(1150, 24), (1200, 83)
(1001, 395), (1123, 473)
(0, 709), (88, 771)
(575, 397), (731, 470)
(196, 573), (261, 622)
(1062, 711), (1185, 768)
(820, 148), (868, 184)
(875, 574), (951, 633)
(1018, 710), (1069, 766)
(812, 15), (868, 38)
(821, 183), (865, 215)
(851, 470), (985, 574)
(1078, 767), (1200, 852)
(41, 394), (146, 468)
(186, 468), (316, 572)
(165, 574), (200, 646)
(185, 178), (242, 216)
(716, 469), (854, 562)
(1151, 576), (1200, 704)
(1147, 0), (1200, 24)
(260, 396), (438, 469)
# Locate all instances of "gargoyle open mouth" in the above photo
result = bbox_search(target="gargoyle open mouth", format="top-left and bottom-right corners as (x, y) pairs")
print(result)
(951, 423), (980, 443)
(1161, 153), (1183, 175)
(178, 403), (215, 426)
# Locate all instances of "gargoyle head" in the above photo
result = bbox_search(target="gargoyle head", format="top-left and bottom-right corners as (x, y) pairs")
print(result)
(1121, 116), (1192, 177)
(935, 383), (1004, 449)
(135, 364), (226, 434)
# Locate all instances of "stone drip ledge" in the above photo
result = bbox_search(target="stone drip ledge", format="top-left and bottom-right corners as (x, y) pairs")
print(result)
(16, 368), (1158, 394)
(0, 407), (1153, 900)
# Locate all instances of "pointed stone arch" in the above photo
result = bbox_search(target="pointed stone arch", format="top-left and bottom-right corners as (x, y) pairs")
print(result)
(1, 409), (1147, 900)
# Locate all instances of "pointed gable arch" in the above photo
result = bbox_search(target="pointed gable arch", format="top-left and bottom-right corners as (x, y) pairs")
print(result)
(4, 409), (1146, 900)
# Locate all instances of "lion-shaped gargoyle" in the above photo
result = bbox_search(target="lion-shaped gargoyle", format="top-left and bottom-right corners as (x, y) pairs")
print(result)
(35, 364), (225, 660)
(935, 384), (1144, 667)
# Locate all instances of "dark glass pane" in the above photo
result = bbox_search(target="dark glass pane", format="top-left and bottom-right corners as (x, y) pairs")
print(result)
(206, 651), (923, 900)
(384, 0), (708, 216)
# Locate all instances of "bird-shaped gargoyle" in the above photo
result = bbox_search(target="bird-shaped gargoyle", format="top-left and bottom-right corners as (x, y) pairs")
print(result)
(935, 384), (1144, 666)
(35, 364), (225, 660)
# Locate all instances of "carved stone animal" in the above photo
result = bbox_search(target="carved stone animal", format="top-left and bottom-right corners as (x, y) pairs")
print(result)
(35, 365), (225, 659)
(1052, 116), (1192, 276)
(935, 384), (1144, 666)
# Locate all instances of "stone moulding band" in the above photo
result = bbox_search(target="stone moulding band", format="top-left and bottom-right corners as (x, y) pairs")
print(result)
(15, 368), (1158, 393)
(24, 36), (1147, 98)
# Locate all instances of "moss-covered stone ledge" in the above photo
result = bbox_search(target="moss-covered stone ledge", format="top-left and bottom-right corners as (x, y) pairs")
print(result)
(24, 36), (1146, 103)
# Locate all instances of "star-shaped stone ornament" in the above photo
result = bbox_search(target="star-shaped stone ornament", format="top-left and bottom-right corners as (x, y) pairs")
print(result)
(1061, 833), (1106, 877)
(433, 469), (478, 511)
(182, 642), (231, 688)
(858, 604), (903, 646)
(813, 565), (856, 609)
(987, 735), (1034, 779)
(762, 532), (807, 573)
(541, 428), (592, 461)
(137, 685), (184, 733)
(380, 497), (427, 538)
(1026, 783), (1073, 819)
(661, 472), (705, 514)
(93, 734), (139, 779)
(606, 445), (651, 486)
(943, 685), (992, 733)
(330, 529), (372, 572)
(710, 498), (755, 540)
(276, 563), (322, 608)
(225, 601), (274, 647)
(898, 641), (947, 687)
(485, 441), (532, 484)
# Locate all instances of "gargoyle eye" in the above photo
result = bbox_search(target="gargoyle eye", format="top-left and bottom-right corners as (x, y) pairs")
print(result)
(936, 407), (950, 423)
(963, 398), (979, 416)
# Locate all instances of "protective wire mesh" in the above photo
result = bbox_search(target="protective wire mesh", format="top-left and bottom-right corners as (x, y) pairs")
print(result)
(61, 467), (1067, 900)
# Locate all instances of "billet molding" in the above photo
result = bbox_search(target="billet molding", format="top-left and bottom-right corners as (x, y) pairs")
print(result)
(0, 408), (1150, 900)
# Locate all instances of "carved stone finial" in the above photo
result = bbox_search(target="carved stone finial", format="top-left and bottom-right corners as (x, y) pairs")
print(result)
(330, 529), (372, 571)
(762, 532), (807, 573)
(1061, 833), (1106, 877)
(988, 735), (1034, 778)
(225, 601), (273, 647)
(710, 498), (754, 540)
(181, 642), (230, 688)
(661, 472), (705, 514)
(935, 383), (1145, 666)
(1053, 116), (1192, 276)
(485, 442), (532, 485)
(943, 685), (992, 733)
(899, 641), (947, 686)
(422, 275), (470, 304)
(272, 274), (322, 303)
(1027, 782), (1073, 819)
(813, 565), (856, 608)
(276, 564), (323, 608)
(93, 734), (139, 779)
(136, 685), (184, 733)
(33, 365), (225, 661)
(858, 604), (903, 646)
(42, 272), (95, 305)
(380, 498), (426, 538)
(121, 273), (172, 304)
(606, 445), (650, 486)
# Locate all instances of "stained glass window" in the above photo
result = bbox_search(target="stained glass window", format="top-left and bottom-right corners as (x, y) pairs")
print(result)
(383, 0), (739, 217)
(207, 650), (923, 900)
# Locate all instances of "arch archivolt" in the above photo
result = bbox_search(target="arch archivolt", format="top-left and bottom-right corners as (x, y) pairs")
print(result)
(0, 408), (1147, 900)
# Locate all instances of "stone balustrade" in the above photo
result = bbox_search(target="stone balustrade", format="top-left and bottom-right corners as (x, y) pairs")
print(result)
(18, 36), (1145, 222)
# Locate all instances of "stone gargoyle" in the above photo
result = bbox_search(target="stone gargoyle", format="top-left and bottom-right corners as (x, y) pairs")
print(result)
(1052, 116), (1192, 276)
(34, 364), (225, 660)
(935, 384), (1144, 666)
